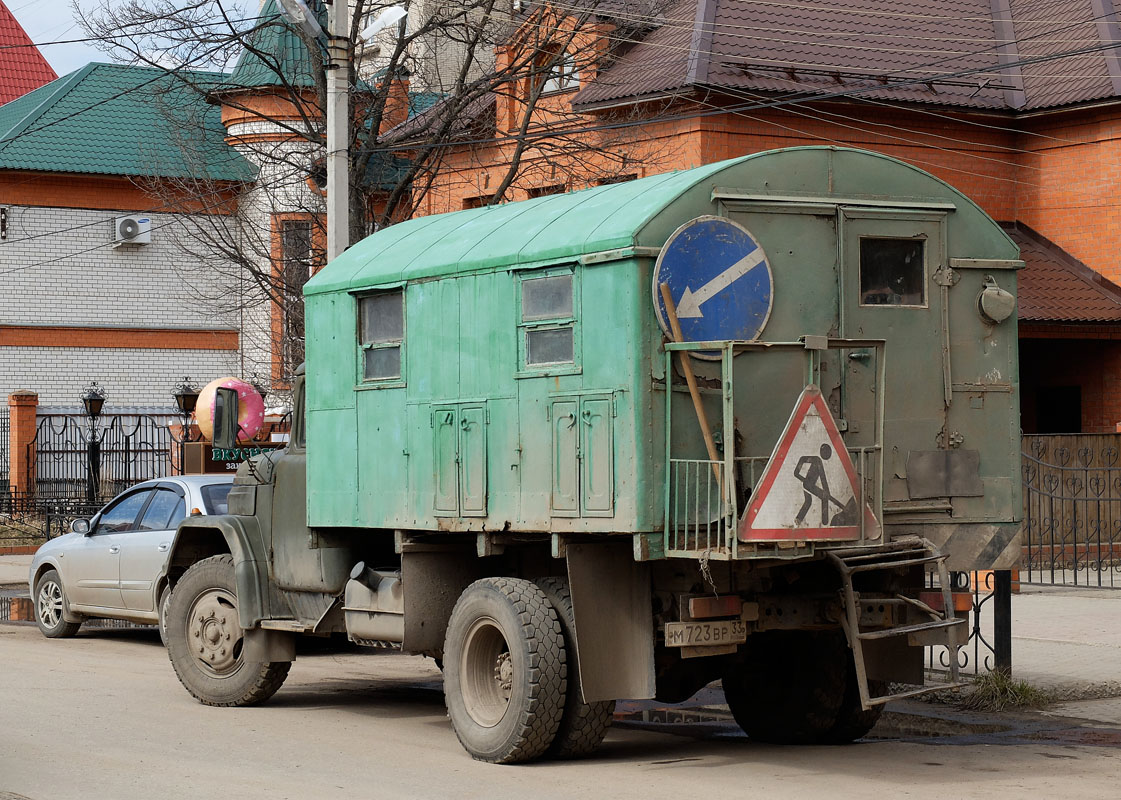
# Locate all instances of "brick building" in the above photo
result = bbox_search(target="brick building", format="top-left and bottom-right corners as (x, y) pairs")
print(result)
(0, 63), (252, 407)
(392, 0), (1121, 432)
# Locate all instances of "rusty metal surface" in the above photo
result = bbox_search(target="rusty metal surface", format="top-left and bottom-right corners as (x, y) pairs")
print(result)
(906, 449), (984, 500)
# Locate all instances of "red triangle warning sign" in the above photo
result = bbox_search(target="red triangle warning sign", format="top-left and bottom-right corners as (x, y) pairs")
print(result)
(738, 385), (879, 542)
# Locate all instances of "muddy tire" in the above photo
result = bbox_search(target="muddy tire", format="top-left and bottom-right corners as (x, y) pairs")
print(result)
(167, 555), (290, 707)
(820, 660), (885, 744)
(443, 577), (567, 763)
(536, 577), (614, 758)
(34, 569), (81, 638)
(722, 630), (846, 744)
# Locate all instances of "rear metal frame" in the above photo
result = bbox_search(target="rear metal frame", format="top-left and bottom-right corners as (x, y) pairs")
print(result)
(663, 337), (886, 560)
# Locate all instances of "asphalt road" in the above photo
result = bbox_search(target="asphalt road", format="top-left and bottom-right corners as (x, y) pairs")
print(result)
(2, 623), (1120, 800)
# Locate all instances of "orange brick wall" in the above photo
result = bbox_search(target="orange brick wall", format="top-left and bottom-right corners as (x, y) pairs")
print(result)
(1014, 109), (1121, 285)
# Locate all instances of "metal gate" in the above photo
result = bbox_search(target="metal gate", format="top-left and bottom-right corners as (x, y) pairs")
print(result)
(1022, 434), (1121, 589)
(33, 413), (177, 502)
(0, 407), (8, 489)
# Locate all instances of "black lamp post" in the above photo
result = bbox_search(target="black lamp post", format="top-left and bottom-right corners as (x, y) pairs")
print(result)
(172, 378), (199, 474)
(79, 381), (106, 505)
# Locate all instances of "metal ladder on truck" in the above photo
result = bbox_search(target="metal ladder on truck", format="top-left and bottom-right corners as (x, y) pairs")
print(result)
(826, 537), (968, 709)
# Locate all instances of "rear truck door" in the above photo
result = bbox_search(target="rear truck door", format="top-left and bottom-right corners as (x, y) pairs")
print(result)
(119, 484), (185, 612)
(841, 209), (948, 505)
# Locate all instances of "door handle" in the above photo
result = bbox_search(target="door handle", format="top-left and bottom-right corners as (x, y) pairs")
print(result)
(108, 545), (120, 554)
(158, 543), (170, 552)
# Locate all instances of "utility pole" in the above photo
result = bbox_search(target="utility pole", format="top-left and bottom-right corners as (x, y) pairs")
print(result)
(325, 0), (351, 262)
(279, 1), (404, 262)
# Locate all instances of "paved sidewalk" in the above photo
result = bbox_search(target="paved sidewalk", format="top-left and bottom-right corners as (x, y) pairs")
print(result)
(4, 552), (1120, 721)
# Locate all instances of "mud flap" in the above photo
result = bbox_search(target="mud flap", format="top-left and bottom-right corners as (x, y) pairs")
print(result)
(566, 542), (655, 702)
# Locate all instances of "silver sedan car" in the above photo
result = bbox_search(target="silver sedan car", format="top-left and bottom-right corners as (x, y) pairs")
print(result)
(29, 475), (234, 643)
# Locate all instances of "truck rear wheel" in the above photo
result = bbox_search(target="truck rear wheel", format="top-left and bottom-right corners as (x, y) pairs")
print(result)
(167, 554), (291, 707)
(536, 577), (614, 758)
(443, 577), (567, 763)
(722, 630), (846, 744)
(820, 661), (885, 744)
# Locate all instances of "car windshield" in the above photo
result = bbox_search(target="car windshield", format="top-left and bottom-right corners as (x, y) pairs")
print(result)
(200, 484), (232, 515)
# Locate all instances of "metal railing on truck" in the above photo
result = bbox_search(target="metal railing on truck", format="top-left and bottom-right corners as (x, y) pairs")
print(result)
(662, 337), (886, 560)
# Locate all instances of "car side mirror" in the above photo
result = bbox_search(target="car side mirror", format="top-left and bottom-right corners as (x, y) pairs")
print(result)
(213, 387), (241, 450)
(70, 518), (90, 534)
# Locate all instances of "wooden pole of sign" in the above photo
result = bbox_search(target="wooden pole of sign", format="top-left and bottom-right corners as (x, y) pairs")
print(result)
(659, 282), (722, 485)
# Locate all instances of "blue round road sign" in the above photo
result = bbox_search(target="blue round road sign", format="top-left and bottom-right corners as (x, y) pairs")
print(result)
(653, 215), (773, 357)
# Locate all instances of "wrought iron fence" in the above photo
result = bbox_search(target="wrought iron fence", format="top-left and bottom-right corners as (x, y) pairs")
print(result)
(924, 570), (1011, 677)
(32, 413), (177, 503)
(1022, 434), (1121, 588)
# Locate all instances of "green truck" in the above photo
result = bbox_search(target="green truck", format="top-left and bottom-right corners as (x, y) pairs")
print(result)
(164, 147), (1022, 763)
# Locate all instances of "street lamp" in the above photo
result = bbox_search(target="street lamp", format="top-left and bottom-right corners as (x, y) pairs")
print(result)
(172, 378), (199, 473)
(79, 381), (106, 505)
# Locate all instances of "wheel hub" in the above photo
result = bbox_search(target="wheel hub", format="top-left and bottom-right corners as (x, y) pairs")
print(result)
(37, 580), (63, 628)
(187, 589), (241, 675)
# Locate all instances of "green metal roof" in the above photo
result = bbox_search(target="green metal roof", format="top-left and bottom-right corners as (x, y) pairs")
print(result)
(305, 163), (729, 295)
(0, 62), (254, 181)
(225, 0), (322, 90)
(306, 147), (1019, 296)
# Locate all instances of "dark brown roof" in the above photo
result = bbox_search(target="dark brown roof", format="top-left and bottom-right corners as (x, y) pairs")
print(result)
(1008, 223), (1121, 323)
(573, 0), (1121, 112)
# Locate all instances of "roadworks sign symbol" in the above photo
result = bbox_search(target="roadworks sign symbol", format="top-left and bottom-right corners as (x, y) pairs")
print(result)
(738, 385), (879, 542)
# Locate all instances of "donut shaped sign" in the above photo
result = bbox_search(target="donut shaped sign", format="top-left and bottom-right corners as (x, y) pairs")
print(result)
(195, 377), (265, 443)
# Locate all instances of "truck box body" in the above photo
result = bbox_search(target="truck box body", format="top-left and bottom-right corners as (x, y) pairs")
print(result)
(303, 146), (1020, 569)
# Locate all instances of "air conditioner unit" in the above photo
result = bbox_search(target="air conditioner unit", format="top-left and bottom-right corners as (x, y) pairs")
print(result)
(115, 215), (151, 245)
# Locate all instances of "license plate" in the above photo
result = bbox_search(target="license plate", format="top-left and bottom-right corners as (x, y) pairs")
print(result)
(664, 619), (747, 648)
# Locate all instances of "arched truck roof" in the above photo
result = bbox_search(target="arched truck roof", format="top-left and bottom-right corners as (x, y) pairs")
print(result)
(305, 146), (1019, 297)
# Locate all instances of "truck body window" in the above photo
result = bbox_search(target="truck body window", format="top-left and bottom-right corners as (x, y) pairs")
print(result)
(359, 290), (404, 380)
(859, 237), (925, 306)
(520, 273), (575, 367)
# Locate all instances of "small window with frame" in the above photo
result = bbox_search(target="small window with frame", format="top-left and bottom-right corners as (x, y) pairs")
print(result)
(518, 270), (578, 373)
(859, 237), (926, 306)
(358, 290), (405, 383)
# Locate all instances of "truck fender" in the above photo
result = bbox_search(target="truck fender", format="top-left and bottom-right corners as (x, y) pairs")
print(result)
(168, 515), (271, 629)
(566, 542), (656, 702)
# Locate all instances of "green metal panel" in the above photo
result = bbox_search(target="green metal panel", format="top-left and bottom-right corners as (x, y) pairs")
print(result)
(432, 407), (458, 514)
(459, 405), (488, 516)
(551, 400), (580, 517)
(581, 396), (615, 517)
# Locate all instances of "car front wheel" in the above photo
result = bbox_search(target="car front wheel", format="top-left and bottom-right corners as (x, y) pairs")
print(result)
(34, 569), (81, 638)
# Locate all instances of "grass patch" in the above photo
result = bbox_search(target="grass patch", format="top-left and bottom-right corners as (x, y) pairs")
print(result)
(958, 671), (1056, 712)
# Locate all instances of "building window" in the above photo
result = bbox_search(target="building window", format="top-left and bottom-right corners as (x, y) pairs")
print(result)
(519, 271), (577, 371)
(527, 184), (565, 199)
(542, 49), (579, 93)
(280, 220), (314, 378)
(359, 290), (405, 381)
(463, 195), (486, 210)
(859, 237), (926, 306)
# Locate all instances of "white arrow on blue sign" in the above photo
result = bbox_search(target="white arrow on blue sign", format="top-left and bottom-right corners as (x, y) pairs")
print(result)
(653, 215), (774, 358)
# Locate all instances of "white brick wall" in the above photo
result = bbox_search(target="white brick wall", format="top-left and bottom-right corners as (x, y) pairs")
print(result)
(0, 346), (242, 407)
(0, 204), (255, 406)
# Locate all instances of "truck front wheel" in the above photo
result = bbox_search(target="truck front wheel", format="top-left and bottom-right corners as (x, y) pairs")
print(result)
(167, 554), (291, 707)
(443, 578), (567, 763)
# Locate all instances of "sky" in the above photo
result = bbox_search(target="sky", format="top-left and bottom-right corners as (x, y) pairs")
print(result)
(9, 0), (258, 77)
